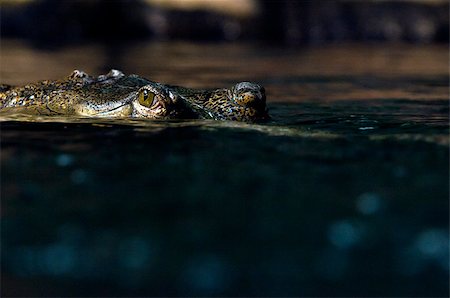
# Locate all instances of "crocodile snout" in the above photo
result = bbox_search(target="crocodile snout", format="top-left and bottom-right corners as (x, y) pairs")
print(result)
(232, 82), (266, 109)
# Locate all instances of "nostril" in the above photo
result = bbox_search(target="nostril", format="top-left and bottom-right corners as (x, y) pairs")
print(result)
(232, 82), (267, 110)
(241, 92), (256, 104)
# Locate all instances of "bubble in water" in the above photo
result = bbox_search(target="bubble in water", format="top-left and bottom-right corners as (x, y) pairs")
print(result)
(356, 192), (382, 215)
(56, 154), (74, 167)
(43, 244), (76, 275)
(397, 229), (449, 275)
(415, 229), (449, 259)
(328, 220), (361, 249)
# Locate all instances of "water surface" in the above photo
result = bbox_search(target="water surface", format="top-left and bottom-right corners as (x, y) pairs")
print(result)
(1, 41), (449, 297)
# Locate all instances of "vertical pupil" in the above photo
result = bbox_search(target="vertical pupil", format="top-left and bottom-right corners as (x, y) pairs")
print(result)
(143, 90), (149, 100)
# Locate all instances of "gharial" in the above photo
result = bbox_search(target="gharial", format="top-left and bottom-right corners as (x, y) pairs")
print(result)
(0, 69), (268, 122)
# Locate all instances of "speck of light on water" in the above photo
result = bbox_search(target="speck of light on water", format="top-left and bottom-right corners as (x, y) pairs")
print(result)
(396, 228), (449, 276)
(328, 220), (362, 249)
(56, 153), (74, 167)
(414, 229), (449, 264)
(43, 244), (76, 275)
(12, 244), (76, 276)
(356, 192), (382, 215)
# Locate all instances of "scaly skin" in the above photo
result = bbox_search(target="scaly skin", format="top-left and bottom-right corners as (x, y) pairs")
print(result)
(0, 70), (268, 122)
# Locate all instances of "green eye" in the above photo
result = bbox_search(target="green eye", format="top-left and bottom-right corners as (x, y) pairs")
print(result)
(138, 89), (155, 107)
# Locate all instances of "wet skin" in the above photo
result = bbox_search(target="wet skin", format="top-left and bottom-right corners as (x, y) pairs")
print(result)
(0, 70), (268, 122)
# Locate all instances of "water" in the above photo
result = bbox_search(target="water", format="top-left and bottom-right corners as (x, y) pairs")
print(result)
(1, 41), (449, 296)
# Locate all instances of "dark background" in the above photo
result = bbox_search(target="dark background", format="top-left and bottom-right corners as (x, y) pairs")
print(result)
(1, 0), (448, 47)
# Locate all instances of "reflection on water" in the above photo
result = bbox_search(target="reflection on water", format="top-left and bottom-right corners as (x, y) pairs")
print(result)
(1, 99), (448, 144)
(1, 41), (449, 296)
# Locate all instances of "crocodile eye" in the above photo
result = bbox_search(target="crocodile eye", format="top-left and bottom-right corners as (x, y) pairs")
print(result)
(138, 89), (156, 107)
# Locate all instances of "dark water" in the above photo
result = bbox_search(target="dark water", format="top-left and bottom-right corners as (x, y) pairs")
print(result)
(1, 42), (449, 296)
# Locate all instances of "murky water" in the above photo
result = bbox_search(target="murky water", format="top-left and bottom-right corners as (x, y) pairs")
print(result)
(1, 41), (449, 296)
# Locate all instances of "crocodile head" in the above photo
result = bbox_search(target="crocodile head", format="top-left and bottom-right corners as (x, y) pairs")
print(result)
(172, 81), (269, 122)
(73, 73), (269, 121)
(1, 69), (269, 122)
(230, 82), (268, 120)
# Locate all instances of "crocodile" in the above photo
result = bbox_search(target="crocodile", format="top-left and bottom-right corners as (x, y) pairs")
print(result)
(0, 69), (268, 122)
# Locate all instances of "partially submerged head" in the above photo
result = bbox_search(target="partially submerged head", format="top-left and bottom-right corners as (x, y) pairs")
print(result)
(76, 78), (268, 121)
(174, 81), (269, 122)
(213, 81), (269, 121)
(132, 82), (269, 121)
(231, 82), (266, 109)
(230, 82), (268, 120)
